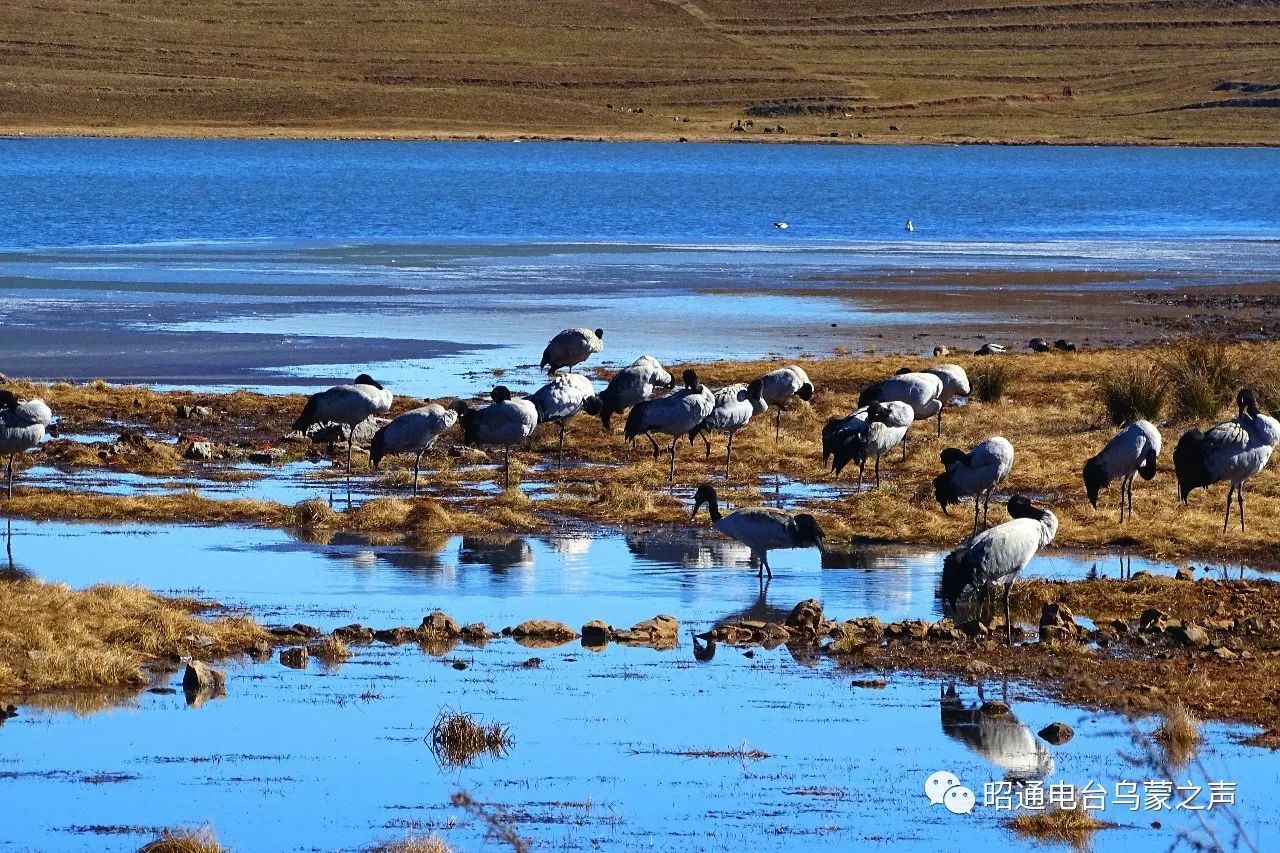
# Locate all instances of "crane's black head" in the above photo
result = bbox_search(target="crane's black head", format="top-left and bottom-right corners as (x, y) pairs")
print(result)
(491, 385), (512, 403)
(797, 381), (815, 402)
(682, 369), (699, 390)
(691, 483), (719, 521)
(594, 328), (604, 339)
(354, 374), (384, 390)
(746, 378), (765, 401)
(369, 427), (387, 469)
(856, 381), (884, 408)
(933, 470), (959, 514)
(940, 549), (975, 611)
(1238, 388), (1260, 417)
(939, 447), (968, 469)
(1082, 454), (1107, 509)
(1006, 494), (1044, 521)
(581, 395), (603, 418)
(0, 390), (17, 410)
(865, 401), (892, 425)
(595, 387), (619, 430)
(1172, 427), (1210, 503)
(894, 366), (914, 376)
(792, 513), (825, 550)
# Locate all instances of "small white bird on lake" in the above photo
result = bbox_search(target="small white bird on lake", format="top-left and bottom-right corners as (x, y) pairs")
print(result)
(624, 369), (716, 483)
(291, 374), (393, 485)
(756, 365), (815, 441)
(689, 380), (767, 478)
(691, 483), (825, 578)
(940, 494), (1058, 644)
(1083, 419), (1162, 522)
(540, 328), (604, 374)
(824, 400), (914, 489)
(452, 386), (540, 489)
(0, 391), (54, 499)
(933, 436), (1015, 532)
(369, 403), (458, 497)
(1173, 388), (1280, 533)
(529, 372), (600, 461)
(595, 355), (675, 430)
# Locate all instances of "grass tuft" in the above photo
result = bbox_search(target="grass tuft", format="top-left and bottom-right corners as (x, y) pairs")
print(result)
(1160, 340), (1240, 422)
(1098, 364), (1166, 426)
(1154, 702), (1201, 767)
(312, 635), (351, 663)
(1007, 807), (1106, 849)
(971, 364), (1011, 404)
(365, 837), (452, 853)
(429, 709), (512, 767)
(137, 826), (225, 853)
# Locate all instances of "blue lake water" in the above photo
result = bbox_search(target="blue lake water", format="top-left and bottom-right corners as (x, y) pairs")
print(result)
(2, 140), (1278, 394)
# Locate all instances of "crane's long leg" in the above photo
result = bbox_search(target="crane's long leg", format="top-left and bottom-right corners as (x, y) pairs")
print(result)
(902, 438), (907, 462)
(669, 437), (677, 483)
(557, 422), (566, 467)
(1238, 483), (1246, 532)
(5, 453), (13, 500)
(857, 461), (865, 491)
(413, 450), (423, 498)
(1128, 475), (1137, 522)
(504, 446), (512, 489)
(1004, 583), (1013, 645)
(700, 430), (712, 459)
(1223, 484), (1235, 534)
(346, 432), (355, 506)
(936, 409), (942, 437)
(762, 551), (773, 579)
(983, 489), (992, 527)
(874, 454), (881, 488)
(725, 432), (734, 479)
(972, 496), (980, 534)
(646, 433), (662, 460)
(1118, 476), (1127, 524)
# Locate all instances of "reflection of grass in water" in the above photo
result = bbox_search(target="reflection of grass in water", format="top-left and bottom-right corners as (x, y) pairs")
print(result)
(429, 710), (512, 768)
(311, 635), (350, 663)
(137, 826), (224, 853)
(365, 837), (452, 853)
(1154, 702), (1202, 768)
(1007, 807), (1107, 851)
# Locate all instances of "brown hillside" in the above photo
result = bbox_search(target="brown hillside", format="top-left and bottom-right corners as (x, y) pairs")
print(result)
(1, 0), (1276, 143)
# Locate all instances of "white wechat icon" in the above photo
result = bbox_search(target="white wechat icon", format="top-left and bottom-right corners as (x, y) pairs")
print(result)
(944, 785), (977, 815)
(924, 770), (961, 806)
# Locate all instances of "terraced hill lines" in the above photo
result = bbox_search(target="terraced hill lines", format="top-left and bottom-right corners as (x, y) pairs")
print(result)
(0, 0), (1275, 143)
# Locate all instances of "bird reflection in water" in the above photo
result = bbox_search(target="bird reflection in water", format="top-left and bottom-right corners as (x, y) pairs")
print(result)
(458, 535), (534, 570)
(2, 519), (30, 581)
(939, 681), (1054, 780)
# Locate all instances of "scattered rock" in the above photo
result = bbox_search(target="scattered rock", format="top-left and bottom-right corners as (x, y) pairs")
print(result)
(1039, 602), (1080, 642)
(333, 624), (374, 644)
(246, 640), (272, 660)
(451, 660), (468, 670)
(0, 704), (18, 721)
(933, 346), (951, 357)
(420, 611), (461, 637)
(373, 627), (417, 645)
(182, 660), (226, 698)
(1110, 618), (1130, 634)
(1176, 566), (1195, 581)
(509, 619), (578, 648)
(521, 657), (542, 668)
(850, 678), (887, 689)
(1212, 646), (1239, 661)
(1168, 622), (1208, 646)
(958, 619), (989, 639)
(183, 440), (215, 461)
(1139, 608), (1169, 633)
(1053, 339), (1078, 352)
(785, 599), (825, 636)
(448, 445), (491, 463)
(927, 619), (963, 641)
(612, 614), (679, 649)
(459, 623), (492, 644)
(1028, 338), (1051, 352)
(1038, 722), (1074, 744)
(581, 619), (612, 644)
(980, 700), (1011, 715)
(279, 647), (309, 669)
(247, 449), (284, 464)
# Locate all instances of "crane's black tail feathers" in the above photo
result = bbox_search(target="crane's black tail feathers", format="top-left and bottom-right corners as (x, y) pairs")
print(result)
(857, 381), (884, 408)
(369, 427), (387, 468)
(940, 547), (976, 610)
(623, 400), (650, 445)
(291, 394), (322, 432)
(1172, 428), (1210, 503)
(933, 469), (960, 513)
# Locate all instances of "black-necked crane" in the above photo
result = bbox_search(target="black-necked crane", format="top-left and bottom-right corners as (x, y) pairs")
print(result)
(1174, 388), (1280, 533)
(940, 494), (1058, 644)
(452, 386), (540, 489)
(824, 401), (914, 489)
(291, 374), (393, 486)
(529, 372), (600, 462)
(859, 371), (943, 437)
(0, 391), (54, 499)
(756, 365), (814, 441)
(624, 369), (715, 482)
(540, 328), (604, 374)
(689, 380), (767, 477)
(595, 355), (675, 430)
(925, 364), (970, 435)
(933, 436), (1015, 532)
(369, 403), (458, 497)
(1083, 419), (1162, 522)
(691, 483), (825, 579)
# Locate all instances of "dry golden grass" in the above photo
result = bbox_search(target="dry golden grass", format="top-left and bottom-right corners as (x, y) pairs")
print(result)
(312, 635), (351, 663)
(365, 837), (452, 853)
(429, 710), (513, 768)
(2, 0), (1277, 145)
(7, 341), (1280, 563)
(137, 827), (224, 853)
(1154, 702), (1202, 767)
(1007, 807), (1107, 849)
(0, 579), (268, 695)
